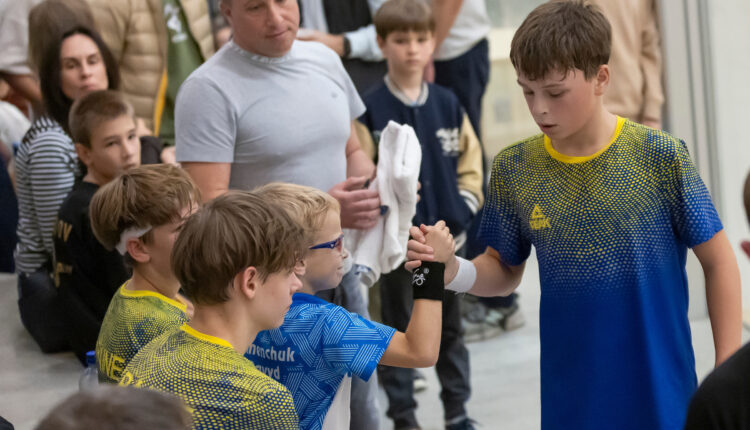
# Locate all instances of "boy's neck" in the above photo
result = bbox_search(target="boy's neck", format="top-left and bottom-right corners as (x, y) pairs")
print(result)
(188, 304), (259, 355)
(128, 267), (182, 302)
(298, 281), (315, 296)
(82, 170), (106, 187)
(387, 70), (424, 103)
(549, 108), (618, 157)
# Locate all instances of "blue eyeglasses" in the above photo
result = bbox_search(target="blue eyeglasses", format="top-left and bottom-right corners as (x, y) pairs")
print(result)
(309, 234), (344, 251)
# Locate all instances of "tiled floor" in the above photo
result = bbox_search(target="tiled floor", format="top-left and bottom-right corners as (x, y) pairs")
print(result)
(0, 253), (745, 430)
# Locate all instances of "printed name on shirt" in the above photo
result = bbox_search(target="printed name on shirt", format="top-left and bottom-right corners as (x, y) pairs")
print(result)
(530, 204), (551, 230)
(247, 344), (297, 363)
(256, 364), (281, 379)
(99, 350), (126, 380)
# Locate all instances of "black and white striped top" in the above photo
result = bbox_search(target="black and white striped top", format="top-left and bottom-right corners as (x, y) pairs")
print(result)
(14, 116), (78, 274)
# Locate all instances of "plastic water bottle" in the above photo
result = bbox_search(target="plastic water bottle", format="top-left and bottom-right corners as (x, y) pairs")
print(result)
(79, 350), (99, 391)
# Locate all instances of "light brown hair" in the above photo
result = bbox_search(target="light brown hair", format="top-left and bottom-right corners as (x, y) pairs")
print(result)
(35, 385), (191, 430)
(69, 90), (135, 148)
(89, 164), (200, 258)
(510, 0), (611, 80)
(373, 0), (435, 40)
(252, 182), (339, 244)
(171, 190), (307, 305)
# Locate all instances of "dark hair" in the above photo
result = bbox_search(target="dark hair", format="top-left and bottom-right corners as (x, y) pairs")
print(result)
(69, 90), (134, 148)
(39, 26), (120, 134)
(744, 172), (750, 224)
(373, 0), (434, 40)
(172, 191), (307, 305)
(510, 0), (611, 80)
(35, 385), (191, 430)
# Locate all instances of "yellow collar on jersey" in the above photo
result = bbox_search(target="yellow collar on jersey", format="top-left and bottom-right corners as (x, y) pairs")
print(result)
(544, 116), (625, 164)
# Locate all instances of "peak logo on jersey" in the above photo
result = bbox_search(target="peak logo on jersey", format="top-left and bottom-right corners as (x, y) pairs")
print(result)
(530, 204), (551, 230)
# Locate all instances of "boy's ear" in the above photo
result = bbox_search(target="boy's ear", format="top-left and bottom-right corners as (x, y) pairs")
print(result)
(741, 241), (750, 260)
(126, 238), (150, 264)
(593, 64), (610, 96)
(75, 143), (92, 166)
(236, 266), (259, 300)
(376, 35), (386, 51)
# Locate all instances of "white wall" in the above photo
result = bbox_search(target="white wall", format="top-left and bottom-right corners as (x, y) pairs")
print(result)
(706, 1), (750, 310)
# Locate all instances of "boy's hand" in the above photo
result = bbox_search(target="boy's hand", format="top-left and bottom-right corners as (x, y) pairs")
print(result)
(423, 221), (454, 262)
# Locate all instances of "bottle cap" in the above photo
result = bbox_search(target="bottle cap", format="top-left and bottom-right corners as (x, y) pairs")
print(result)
(86, 350), (96, 366)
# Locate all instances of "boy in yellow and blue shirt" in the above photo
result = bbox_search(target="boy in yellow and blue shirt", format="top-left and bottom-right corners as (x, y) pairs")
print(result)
(91, 164), (199, 382)
(407, 2), (742, 429)
(120, 191), (304, 429)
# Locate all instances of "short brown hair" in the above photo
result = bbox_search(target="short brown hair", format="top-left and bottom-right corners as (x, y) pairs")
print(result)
(90, 164), (200, 257)
(253, 182), (339, 244)
(510, 0), (611, 80)
(35, 385), (191, 430)
(373, 0), (434, 40)
(69, 90), (134, 148)
(172, 191), (307, 305)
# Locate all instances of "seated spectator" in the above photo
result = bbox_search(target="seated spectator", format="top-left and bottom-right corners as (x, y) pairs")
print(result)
(92, 164), (199, 382)
(34, 385), (191, 430)
(53, 90), (139, 362)
(15, 25), (119, 352)
(246, 183), (448, 430)
(120, 191), (305, 429)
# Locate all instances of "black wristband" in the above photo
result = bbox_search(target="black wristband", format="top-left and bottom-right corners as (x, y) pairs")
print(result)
(412, 261), (445, 301)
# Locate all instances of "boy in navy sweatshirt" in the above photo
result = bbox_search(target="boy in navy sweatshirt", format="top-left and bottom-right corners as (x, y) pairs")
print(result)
(355, 1), (483, 429)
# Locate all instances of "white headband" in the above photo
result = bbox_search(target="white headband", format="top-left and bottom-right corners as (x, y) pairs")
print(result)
(115, 226), (152, 255)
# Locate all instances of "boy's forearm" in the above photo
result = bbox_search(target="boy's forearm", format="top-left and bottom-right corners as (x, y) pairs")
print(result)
(705, 261), (742, 365)
(401, 298), (443, 367)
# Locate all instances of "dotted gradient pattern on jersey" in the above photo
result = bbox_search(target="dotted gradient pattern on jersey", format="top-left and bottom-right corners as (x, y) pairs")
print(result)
(480, 118), (721, 300)
(247, 293), (396, 430)
(121, 326), (299, 430)
(96, 286), (188, 383)
(478, 118), (722, 429)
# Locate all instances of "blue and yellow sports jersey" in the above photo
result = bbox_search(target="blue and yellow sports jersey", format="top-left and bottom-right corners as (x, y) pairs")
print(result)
(246, 293), (396, 430)
(96, 283), (188, 383)
(479, 117), (722, 430)
(121, 324), (299, 430)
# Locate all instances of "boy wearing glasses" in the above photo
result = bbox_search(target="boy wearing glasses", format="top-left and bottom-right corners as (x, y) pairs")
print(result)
(246, 183), (452, 430)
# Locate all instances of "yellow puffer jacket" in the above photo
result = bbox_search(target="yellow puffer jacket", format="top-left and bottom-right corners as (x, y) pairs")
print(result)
(86, 0), (214, 131)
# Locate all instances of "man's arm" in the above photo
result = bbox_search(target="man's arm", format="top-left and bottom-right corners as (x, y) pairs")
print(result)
(379, 223), (453, 368)
(693, 230), (742, 366)
(639, 0), (664, 128)
(432, 0), (464, 55)
(181, 162), (231, 202)
(0, 73), (41, 108)
(345, 121), (376, 178)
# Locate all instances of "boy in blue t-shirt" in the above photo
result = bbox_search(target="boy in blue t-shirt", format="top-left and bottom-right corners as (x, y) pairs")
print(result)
(355, 1), (483, 428)
(406, 2), (742, 430)
(246, 183), (452, 430)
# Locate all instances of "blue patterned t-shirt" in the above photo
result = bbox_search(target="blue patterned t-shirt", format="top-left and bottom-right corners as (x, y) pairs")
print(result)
(246, 292), (396, 430)
(479, 118), (722, 430)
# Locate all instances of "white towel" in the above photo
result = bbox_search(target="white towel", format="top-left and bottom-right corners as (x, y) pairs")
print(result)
(347, 121), (422, 286)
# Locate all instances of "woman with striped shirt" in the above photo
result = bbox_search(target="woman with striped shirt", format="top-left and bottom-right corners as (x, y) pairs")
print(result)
(15, 25), (119, 352)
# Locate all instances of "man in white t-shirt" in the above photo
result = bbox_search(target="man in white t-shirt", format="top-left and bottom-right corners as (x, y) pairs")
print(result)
(174, 0), (382, 428)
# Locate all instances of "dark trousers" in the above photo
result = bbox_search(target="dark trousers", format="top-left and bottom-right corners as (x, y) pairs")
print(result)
(378, 265), (471, 427)
(0, 161), (17, 273)
(17, 268), (69, 353)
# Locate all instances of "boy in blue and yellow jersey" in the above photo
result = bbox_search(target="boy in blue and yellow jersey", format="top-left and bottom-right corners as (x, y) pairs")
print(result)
(121, 191), (305, 430)
(246, 183), (451, 430)
(90, 164), (200, 383)
(355, 1), (483, 428)
(406, 2), (742, 430)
